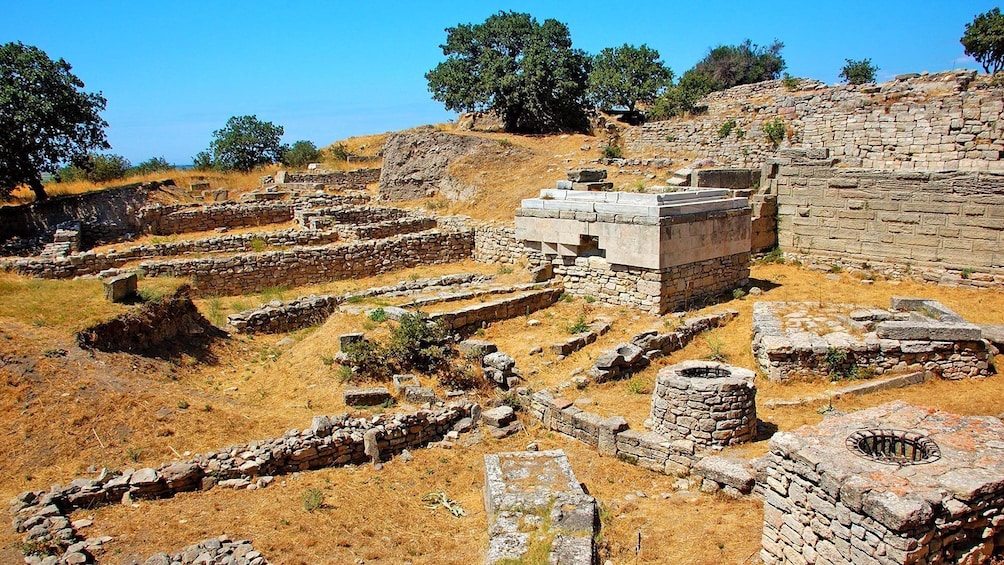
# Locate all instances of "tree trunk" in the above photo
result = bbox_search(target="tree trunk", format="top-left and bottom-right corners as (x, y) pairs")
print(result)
(28, 177), (48, 202)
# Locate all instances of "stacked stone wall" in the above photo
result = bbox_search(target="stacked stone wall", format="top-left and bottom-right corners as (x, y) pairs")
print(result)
(428, 287), (562, 332)
(10, 405), (473, 561)
(768, 151), (1004, 284)
(0, 182), (165, 253)
(471, 223), (541, 265)
(139, 202), (295, 235)
(625, 71), (1004, 173)
(285, 168), (381, 189)
(553, 252), (749, 314)
(2, 229), (342, 279)
(138, 230), (474, 296)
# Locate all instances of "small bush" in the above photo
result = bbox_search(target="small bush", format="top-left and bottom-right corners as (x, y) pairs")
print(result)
(369, 307), (388, 322)
(303, 488), (325, 512)
(126, 446), (143, 462)
(328, 142), (350, 161)
(762, 118), (786, 147)
(177, 400), (189, 409)
(440, 363), (482, 391)
(781, 73), (799, 91)
(705, 334), (728, 362)
(961, 267), (975, 279)
(760, 247), (785, 264)
(566, 313), (590, 334)
(626, 379), (648, 395)
(732, 288), (746, 300)
(343, 338), (392, 381)
(497, 264), (513, 275)
(497, 138), (513, 148)
(718, 119), (737, 139)
(602, 144), (623, 159)
(839, 58), (878, 85)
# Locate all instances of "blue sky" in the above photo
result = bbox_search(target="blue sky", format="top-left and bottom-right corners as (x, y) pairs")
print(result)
(2, 1), (997, 165)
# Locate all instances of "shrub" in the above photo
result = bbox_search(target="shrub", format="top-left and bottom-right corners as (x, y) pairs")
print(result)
(130, 156), (172, 176)
(282, 140), (321, 168)
(781, 73), (799, 90)
(718, 119), (737, 139)
(566, 313), (590, 334)
(732, 288), (746, 300)
(303, 488), (324, 512)
(602, 144), (623, 159)
(327, 142), (350, 161)
(839, 58), (878, 85)
(704, 334), (728, 362)
(369, 307), (388, 322)
(439, 363), (482, 391)
(343, 338), (393, 381)
(762, 118), (786, 147)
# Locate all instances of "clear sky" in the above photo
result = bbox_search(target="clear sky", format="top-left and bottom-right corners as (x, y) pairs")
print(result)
(2, 0), (998, 165)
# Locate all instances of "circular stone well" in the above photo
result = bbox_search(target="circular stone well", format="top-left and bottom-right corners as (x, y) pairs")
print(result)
(650, 360), (757, 447)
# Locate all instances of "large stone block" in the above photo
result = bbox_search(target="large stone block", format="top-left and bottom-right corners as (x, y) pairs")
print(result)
(343, 387), (391, 407)
(103, 273), (138, 303)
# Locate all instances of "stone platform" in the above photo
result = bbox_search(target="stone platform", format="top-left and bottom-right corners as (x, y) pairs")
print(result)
(483, 450), (597, 564)
(761, 401), (1004, 565)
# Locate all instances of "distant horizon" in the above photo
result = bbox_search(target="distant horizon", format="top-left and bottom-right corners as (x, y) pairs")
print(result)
(3, 1), (997, 165)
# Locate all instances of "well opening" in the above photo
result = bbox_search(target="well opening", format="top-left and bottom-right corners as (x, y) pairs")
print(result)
(679, 366), (732, 379)
(845, 429), (941, 465)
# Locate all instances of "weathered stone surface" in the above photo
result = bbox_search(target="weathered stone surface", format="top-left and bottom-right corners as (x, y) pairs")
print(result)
(692, 456), (755, 494)
(482, 406), (515, 428)
(103, 272), (137, 302)
(343, 387), (391, 407)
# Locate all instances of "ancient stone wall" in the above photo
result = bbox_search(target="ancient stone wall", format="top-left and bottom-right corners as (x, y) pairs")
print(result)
(427, 287), (563, 333)
(139, 202), (296, 235)
(625, 71), (1004, 173)
(75, 286), (216, 354)
(2, 229), (342, 279)
(768, 150), (1004, 284)
(284, 168), (380, 189)
(0, 181), (167, 254)
(10, 405), (474, 560)
(471, 223), (540, 265)
(138, 230), (474, 296)
(553, 252), (749, 314)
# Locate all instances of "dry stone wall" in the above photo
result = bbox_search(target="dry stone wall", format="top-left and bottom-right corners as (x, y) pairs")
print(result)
(427, 287), (562, 333)
(2, 229), (342, 279)
(138, 230), (474, 296)
(768, 150), (1004, 283)
(626, 71), (1004, 173)
(10, 405), (474, 563)
(284, 168), (380, 189)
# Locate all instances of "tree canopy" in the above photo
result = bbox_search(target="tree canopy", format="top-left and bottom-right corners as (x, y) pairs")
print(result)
(646, 39), (785, 120)
(588, 44), (673, 112)
(839, 58), (879, 85)
(961, 7), (1004, 74)
(282, 140), (321, 168)
(207, 115), (284, 172)
(426, 11), (591, 133)
(0, 41), (109, 201)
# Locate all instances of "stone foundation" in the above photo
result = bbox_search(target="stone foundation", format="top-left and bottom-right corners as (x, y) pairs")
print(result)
(760, 401), (1004, 565)
(483, 450), (597, 564)
(427, 287), (563, 333)
(752, 299), (992, 381)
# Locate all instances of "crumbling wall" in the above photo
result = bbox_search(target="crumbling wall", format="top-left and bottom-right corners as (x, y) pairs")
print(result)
(284, 167), (381, 189)
(139, 230), (474, 296)
(76, 286), (215, 354)
(378, 131), (499, 201)
(626, 71), (1004, 172)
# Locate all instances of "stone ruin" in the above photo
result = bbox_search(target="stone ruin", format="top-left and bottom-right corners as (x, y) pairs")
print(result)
(516, 187), (751, 313)
(753, 297), (992, 382)
(760, 400), (1004, 565)
(483, 450), (597, 564)
(649, 360), (757, 448)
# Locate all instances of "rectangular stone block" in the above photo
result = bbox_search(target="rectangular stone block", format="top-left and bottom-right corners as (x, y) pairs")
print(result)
(103, 273), (138, 303)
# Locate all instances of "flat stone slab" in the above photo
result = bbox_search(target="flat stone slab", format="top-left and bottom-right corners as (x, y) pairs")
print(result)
(343, 387), (391, 407)
(484, 450), (597, 565)
(483, 406), (515, 428)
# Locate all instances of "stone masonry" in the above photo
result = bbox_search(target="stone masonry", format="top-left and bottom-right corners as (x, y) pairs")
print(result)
(516, 189), (751, 313)
(760, 401), (1004, 565)
(766, 149), (1004, 283)
(752, 298), (991, 382)
(626, 71), (1004, 173)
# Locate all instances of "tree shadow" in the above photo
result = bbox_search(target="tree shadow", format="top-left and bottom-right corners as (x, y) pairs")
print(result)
(756, 418), (779, 442)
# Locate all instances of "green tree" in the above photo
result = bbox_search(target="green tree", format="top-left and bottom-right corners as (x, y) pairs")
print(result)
(839, 58), (878, 85)
(588, 44), (673, 113)
(207, 115), (284, 172)
(646, 69), (719, 120)
(192, 151), (214, 171)
(425, 11), (590, 133)
(55, 153), (129, 183)
(282, 140), (321, 168)
(961, 7), (1004, 74)
(130, 156), (172, 176)
(691, 39), (785, 89)
(0, 42), (109, 201)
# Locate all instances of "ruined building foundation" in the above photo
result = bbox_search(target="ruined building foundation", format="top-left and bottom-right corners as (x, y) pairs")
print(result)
(515, 189), (751, 313)
(761, 401), (1004, 565)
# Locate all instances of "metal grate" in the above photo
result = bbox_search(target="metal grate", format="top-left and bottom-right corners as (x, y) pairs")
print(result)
(846, 429), (941, 465)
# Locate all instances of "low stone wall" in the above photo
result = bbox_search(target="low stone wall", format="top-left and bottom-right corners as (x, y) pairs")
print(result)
(428, 287), (563, 332)
(75, 286), (217, 354)
(343, 217), (437, 240)
(139, 202), (295, 235)
(471, 223), (541, 265)
(0, 181), (167, 254)
(139, 230), (474, 296)
(226, 273), (496, 334)
(285, 168), (381, 189)
(292, 205), (410, 229)
(589, 310), (739, 382)
(10, 405), (474, 562)
(2, 229), (342, 279)
(752, 300), (991, 381)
